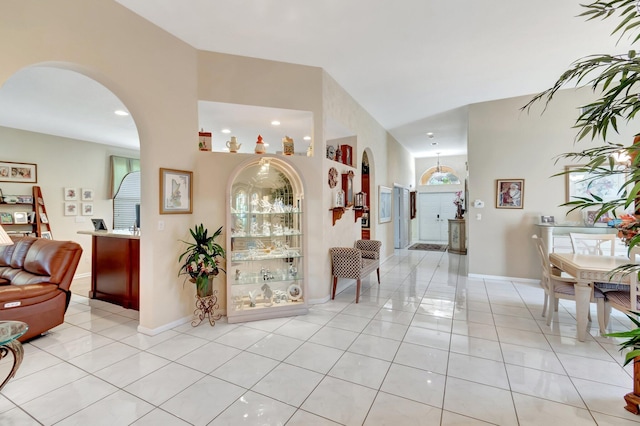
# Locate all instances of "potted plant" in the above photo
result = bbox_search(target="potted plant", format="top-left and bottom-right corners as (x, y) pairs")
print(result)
(178, 224), (225, 297)
(606, 311), (640, 414)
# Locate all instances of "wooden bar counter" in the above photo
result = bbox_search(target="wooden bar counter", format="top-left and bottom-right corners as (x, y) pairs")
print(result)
(78, 230), (140, 310)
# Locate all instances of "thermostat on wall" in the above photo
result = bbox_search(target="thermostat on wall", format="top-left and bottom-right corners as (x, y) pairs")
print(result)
(473, 200), (485, 208)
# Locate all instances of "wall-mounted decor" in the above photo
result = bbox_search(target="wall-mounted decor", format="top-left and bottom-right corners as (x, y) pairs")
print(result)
(379, 185), (392, 223)
(410, 191), (417, 219)
(64, 202), (78, 216)
(160, 168), (193, 214)
(328, 167), (338, 188)
(496, 179), (524, 209)
(0, 161), (37, 183)
(565, 165), (625, 204)
(64, 188), (78, 201)
(81, 188), (94, 201)
(82, 202), (94, 216)
(342, 171), (354, 207)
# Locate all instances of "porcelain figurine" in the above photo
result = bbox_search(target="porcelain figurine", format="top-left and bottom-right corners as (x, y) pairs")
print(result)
(226, 136), (241, 153)
(255, 134), (266, 154)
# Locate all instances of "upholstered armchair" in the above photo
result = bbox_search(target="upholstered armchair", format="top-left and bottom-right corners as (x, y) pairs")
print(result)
(329, 240), (382, 303)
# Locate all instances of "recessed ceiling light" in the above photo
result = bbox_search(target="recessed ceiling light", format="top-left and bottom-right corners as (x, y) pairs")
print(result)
(271, 121), (280, 126)
(221, 129), (231, 134)
(303, 136), (311, 141)
(431, 142), (438, 146)
(426, 132), (434, 138)
(114, 110), (129, 116)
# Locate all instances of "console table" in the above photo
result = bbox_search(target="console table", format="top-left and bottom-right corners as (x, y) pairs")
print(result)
(0, 321), (28, 391)
(535, 224), (621, 255)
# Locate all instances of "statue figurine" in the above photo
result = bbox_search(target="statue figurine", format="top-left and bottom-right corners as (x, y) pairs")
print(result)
(248, 290), (258, 307)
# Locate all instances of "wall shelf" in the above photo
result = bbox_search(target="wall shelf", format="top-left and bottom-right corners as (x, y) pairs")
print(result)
(330, 207), (345, 226)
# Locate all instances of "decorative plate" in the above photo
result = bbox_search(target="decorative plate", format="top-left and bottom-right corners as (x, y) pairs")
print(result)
(288, 284), (302, 301)
(328, 167), (338, 188)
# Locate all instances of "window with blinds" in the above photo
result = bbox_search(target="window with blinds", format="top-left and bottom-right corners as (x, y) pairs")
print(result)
(113, 171), (140, 230)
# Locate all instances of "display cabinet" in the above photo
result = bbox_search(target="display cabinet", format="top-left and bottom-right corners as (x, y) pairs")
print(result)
(227, 157), (307, 323)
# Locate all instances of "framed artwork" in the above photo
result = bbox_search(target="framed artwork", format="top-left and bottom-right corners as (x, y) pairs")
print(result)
(0, 212), (13, 224)
(496, 179), (524, 209)
(160, 168), (193, 214)
(41, 231), (52, 240)
(81, 188), (94, 201)
(64, 187), (78, 201)
(81, 202), (94, 216)
(565, 165), (626, 203)
(64, 202), (78, 216)
(0, 161), (37, 183)
(16, 195), (33, 204)
(40, 212), (48, 223)
(13, 212), (28, 224)
(379, 185), (392, 223)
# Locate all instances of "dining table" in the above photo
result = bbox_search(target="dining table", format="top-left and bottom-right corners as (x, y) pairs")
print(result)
(548, 252), (632, 342)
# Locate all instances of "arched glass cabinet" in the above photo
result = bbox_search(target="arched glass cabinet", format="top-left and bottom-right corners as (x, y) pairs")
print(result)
(226, 156), (307, 323)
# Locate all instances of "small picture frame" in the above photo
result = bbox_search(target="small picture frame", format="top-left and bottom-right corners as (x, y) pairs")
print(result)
(64, 188), (78, 201)
(41, 231), (52, 240)
(13, 211), (28, 224)
(64, 202), (78, 216)
(91, 218), (108, 231)
(287, 284), (302, 301)
(540, 215), (555, 224)
(40, 212), (48, 223)
(159, 168), (193, 214)
(0, 212), (13, 224)
(81, 202), (94, 216)
(17, 195), (33, 204)
(81, 188), (94, 201)
(496, 179), (524, 209)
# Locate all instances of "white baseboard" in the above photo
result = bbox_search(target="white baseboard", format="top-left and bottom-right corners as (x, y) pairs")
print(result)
(308, 295), (331, 305)
(468, 273), (539, 284)
(137, 316), (191, 336)
(73, 272), (91, 279)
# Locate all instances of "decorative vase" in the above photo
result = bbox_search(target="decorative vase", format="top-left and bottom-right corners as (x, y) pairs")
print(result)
(195, 276), (213, 297)
(455, 205), (464, 219)
(255, 134), (266, 154)
(198, 128), (211, 152)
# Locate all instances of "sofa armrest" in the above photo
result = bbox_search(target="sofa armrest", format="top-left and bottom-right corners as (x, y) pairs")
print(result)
(360, 250), (379, 260)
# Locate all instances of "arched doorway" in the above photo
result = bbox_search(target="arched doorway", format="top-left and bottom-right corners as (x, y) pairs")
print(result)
(0, 65), (141, 298)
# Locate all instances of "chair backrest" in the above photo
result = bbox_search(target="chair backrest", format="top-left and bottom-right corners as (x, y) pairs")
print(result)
(532, 235), (552, 290)
(569, 232), (616, 256)
(629, 246), (640, 311)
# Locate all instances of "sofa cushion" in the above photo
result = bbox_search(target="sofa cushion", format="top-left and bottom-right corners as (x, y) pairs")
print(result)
(0, 242), (16, 266)
(23, 239), (79, 285)
(9, 237), (38, 269)
(0, 282), (59, 305)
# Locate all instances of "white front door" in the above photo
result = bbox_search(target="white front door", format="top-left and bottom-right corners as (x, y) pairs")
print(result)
(418, 192), (457, 242)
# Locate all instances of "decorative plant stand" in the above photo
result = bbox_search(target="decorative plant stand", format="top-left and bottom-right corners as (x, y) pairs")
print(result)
(192, 290), (222, 327)
(623, 358), (640, 415)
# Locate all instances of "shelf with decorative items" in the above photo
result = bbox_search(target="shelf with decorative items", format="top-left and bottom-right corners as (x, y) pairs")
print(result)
(0, 186), (51, 238)
(227, 156), (307, 323)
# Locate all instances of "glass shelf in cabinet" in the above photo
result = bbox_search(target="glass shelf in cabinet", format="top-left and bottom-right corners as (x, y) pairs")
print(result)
(230, 251), (303, 262)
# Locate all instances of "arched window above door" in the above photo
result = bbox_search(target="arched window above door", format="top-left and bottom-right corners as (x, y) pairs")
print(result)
(420, 166), (461, 185)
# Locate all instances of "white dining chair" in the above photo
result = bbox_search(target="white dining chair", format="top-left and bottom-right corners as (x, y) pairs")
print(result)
(601, 246), (640, 326)
(569, 232), (616, 256)
(532, 235), (608, 332)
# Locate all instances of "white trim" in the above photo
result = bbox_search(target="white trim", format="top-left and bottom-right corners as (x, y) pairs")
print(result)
(137, 315), (191, 336)
(74, 272), (91, 279)
(468, 273), (539, 284)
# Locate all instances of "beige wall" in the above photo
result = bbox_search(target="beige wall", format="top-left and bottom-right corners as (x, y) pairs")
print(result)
(0, 127), (139, 276)
(2, 0), (413, 331)
(467, 88), (635, 280)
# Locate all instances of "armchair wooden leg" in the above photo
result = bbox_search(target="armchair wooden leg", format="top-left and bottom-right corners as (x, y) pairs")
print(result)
(332, 276), (337, 300)
(356, 279), (361, 303)
(376, 268), (380, 284)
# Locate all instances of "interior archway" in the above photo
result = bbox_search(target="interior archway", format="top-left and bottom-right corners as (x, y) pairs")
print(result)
(0, 64), (141, 298)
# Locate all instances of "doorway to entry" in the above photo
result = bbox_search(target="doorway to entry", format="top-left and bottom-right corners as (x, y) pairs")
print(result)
(418, 192), (457, 243)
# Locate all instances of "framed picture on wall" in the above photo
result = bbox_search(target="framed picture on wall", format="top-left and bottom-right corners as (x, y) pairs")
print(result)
(81, 188), (94, 201)
(496, 179), (524, 209)
(64, 187), (78, 201)
(64, 202), (78, 216)
(82, 202), (94, 216)
(159, 168), (193, 214)
(565, 165), (625, 203)
(0, 161), (37, 183)
(379, 185), (392, 223)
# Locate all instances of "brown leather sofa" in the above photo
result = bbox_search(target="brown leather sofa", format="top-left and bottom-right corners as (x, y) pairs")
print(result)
(0, 236), (82, 341)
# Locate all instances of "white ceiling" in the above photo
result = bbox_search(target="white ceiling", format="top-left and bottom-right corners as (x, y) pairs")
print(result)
(1, 2), (631, 158)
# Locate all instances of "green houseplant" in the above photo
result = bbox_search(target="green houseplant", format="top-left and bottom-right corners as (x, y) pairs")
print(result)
(178, 224), (225, 297)
(524, 1), (640, 414)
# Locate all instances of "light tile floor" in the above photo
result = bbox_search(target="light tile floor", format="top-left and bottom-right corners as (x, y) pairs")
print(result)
(2, 248), (640, 425)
